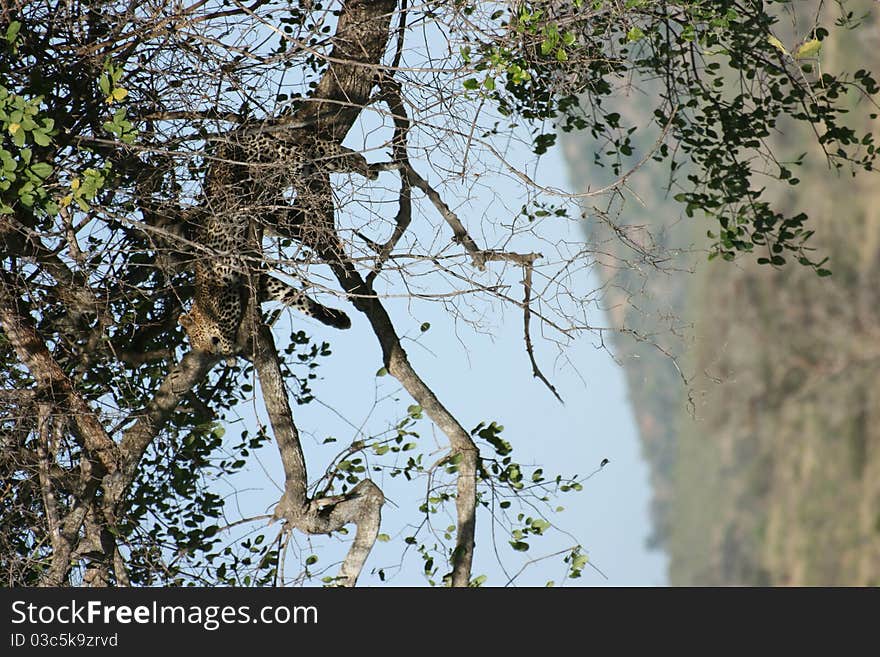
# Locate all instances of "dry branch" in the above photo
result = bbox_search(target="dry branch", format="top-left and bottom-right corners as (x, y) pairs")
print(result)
(252, 315), (384, 586)
(0, 270), (119, 475)
(291, 0), (399, 140)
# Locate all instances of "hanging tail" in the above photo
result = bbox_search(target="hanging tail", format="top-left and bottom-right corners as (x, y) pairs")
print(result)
(260, 275), (351, 329)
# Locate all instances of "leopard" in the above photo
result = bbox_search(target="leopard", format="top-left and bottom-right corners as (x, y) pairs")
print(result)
(179, 126), (375, 361)
(203, 128), (377, 213)
(179, 268), (352, 361)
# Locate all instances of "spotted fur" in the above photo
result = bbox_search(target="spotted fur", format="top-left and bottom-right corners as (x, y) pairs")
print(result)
(179, 128), (371, 360)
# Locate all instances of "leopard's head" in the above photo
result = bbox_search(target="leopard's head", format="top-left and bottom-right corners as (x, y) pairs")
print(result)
(179, 305), (237, 363)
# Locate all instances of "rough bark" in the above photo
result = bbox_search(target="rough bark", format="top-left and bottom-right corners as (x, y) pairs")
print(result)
(252, 314), (384, 586)
(0, 271), (119, 475)
(0, 264), (218, 583)
(291, 0), (398, 140)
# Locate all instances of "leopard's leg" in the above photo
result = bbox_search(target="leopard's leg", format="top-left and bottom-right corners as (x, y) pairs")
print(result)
(259, 274), (351, 330)
(322, 147), (378, 180)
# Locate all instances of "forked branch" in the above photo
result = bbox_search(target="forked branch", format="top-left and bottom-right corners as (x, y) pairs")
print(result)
(250, 316), (385, 586)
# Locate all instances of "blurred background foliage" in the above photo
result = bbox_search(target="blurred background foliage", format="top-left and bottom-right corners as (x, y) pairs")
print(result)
(563, 0), (880, 585)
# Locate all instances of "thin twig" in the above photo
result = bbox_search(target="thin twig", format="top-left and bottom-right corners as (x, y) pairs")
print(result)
(522, 263), (563, 403)
(484, 104), (679, 200)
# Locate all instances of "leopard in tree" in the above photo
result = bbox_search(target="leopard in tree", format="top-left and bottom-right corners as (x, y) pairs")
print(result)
(179, 126), (377, 360)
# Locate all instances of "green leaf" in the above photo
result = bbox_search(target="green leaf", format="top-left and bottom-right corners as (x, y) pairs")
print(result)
(794, 39), (821, 59)
(6, 21), (20, 43)
(531, 518), (551, 532)
(767, 35), (788, 56)
(510, 540), (530, 552)
(626, 26), (645, 42)
(32, 131), (51, 147)
(462, 78), (479, 90)
(30, 162), (52, 179)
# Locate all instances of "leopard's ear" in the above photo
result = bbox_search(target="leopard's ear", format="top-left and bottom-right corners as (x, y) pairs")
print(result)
(178, 313), (192, 328)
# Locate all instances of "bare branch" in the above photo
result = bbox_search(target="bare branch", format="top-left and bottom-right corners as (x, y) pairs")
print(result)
(404, 165), (487, 269)
(0, 271), (119, 475)
(522, 263), (563, 403)
(366, 78), (413, 286)
(291, 0), (398, 139)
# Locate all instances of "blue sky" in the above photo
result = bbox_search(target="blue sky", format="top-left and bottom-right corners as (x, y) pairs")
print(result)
(222, 142), (669, 586)
(201, 7), (669, 586)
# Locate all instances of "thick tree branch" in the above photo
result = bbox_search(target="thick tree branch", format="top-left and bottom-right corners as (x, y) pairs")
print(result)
(81, 504), (114, 587)
(300, 480), (384, 587)
(40, 478), (99, 586)
(36, 404), (64, 558)
(332, 254), (478, 587)
(253, 324), (309, 517)
(288, 173), (478, 585)
(114, 350), (217, 490)
(291, 0), (398, 139)
(0, 271), (118, 475)
(252, 309), (384, 586)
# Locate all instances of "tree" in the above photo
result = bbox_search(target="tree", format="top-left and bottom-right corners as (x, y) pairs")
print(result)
(0, 0), (876, 586)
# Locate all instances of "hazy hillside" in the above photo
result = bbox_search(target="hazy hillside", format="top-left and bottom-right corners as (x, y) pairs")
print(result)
(563, 3), (880, 585)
